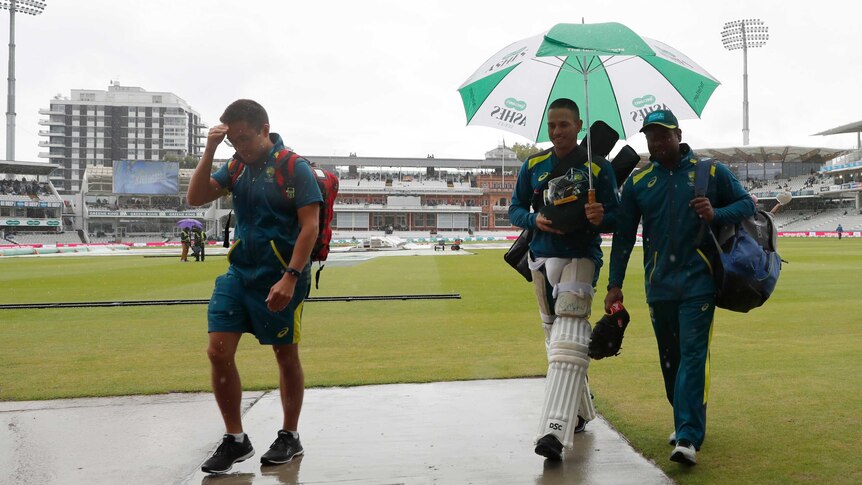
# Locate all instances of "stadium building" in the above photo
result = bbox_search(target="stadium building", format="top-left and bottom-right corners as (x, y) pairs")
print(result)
(37, 82), (206, 197)
(4, 124), (862, 246)
(74, 145), (520, 243)
(0, 160), (69, 244)
(308, 145), (520, 233)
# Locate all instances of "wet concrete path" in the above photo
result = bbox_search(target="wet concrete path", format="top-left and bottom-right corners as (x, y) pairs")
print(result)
(1, 378), (671, 485)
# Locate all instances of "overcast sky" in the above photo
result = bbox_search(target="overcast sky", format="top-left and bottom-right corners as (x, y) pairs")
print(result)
(5, 0), (862, 163)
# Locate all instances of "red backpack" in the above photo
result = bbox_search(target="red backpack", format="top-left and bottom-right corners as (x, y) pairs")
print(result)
(227, 149), (339, 288)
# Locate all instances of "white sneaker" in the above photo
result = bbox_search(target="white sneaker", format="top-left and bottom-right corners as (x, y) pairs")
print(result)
(670, 440), (697, 465)
(668, 431), (676, 446)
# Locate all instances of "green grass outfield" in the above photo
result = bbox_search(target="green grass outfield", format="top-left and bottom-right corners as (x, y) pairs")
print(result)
(1, 238), (860, 484)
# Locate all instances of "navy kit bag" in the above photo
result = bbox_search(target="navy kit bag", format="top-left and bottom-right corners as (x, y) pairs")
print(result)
(695, 160), (782, 313)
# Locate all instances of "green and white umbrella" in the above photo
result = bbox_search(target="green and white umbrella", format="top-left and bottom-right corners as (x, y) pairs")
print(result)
(458, 22), (720, 144)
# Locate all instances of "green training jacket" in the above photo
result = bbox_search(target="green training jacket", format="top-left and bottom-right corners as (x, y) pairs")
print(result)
(509, 147), (619, 269)
(608, 144), (754, 303)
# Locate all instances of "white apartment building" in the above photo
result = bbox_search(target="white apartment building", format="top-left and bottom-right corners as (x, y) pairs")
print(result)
(37, 82), (206, 197)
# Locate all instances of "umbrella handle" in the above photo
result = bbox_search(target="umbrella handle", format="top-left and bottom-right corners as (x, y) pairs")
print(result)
(588, 189), (596, 205)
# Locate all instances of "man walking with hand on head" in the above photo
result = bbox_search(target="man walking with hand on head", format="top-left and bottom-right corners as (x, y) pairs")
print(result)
(604, 110), (754, 466)
(188, 99), (322, 474)
(509, 98), (619, 461)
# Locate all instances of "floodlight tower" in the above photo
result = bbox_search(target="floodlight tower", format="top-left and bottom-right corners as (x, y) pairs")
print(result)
(721, 19), (769, 146)
(0, 0), (46, 161)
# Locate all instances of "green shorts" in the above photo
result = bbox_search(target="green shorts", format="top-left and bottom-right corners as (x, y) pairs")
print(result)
(207, 270), (310, 345)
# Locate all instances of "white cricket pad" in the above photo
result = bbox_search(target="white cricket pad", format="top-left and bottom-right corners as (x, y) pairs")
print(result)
(579, 376), (596, 422)
(531, 268), (555, 325)
(547, 258), (595, 318)
(536, 316), (592, 448)
(542, 323), (553, 356)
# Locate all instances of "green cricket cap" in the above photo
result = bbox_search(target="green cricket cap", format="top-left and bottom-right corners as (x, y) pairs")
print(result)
(640, 109), (679, 132)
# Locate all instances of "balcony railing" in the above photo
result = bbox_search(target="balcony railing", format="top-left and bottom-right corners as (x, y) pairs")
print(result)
(338, 185), (483, 195)
(333, 203), (482, 213)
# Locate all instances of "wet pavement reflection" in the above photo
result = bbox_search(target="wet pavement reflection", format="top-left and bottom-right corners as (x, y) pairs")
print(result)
(1, 379), (670, 485)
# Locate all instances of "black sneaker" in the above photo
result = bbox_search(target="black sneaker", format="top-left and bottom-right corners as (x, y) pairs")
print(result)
(261, 430), (304, 465)
(574, 416), (587, 434)
(534, 434), (563, 461)
(201, 434), (254, 474)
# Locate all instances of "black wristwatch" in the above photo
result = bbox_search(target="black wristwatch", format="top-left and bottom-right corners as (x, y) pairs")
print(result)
(285, 267), (302, 278)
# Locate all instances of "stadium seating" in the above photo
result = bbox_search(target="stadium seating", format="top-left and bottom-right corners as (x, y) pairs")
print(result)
(4, 232), (83, 245)
(775, 208), (861, 231)
(748, 173), (835, 199)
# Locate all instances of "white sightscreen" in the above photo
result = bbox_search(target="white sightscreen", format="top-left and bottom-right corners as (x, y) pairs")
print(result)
(335, 212), (369, 229)
(436, 213), (469, 229)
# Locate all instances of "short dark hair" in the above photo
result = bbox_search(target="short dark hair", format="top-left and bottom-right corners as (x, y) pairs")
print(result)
(219, 99), (269, 132)
(548, 98), (580, 119)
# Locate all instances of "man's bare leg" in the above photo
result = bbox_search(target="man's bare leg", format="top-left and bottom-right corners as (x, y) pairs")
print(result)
(208, 332), (244, 433)
(273, 343), (304, 431)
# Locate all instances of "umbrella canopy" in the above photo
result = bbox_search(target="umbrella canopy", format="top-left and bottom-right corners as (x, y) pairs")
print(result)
(176, 219), (203, 229)
(458, 22), (720, 143)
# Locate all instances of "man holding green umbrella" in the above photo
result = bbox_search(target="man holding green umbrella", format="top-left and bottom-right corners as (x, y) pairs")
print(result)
(509, 98), (619, 461)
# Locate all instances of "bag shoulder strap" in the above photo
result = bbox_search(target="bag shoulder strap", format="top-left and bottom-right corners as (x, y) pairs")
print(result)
(273, 149), (302, 190)
(694, 158), (714, 198)
(550, 146), (588, 180)
(530, 147), (588, 212)
(694, 158), (719, 247)
(226, 158), (245, 191)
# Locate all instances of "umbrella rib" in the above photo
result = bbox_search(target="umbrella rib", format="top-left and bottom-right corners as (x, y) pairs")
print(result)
(536, 55), (637, 76)
(585, 55), (643, 74)
(532, 57), (585, 75)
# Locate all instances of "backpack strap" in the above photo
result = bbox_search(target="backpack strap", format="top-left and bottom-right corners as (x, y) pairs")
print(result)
(272, 150), (328, 289)
(694, 158), (713, 197)
(694, 158), (718, 248)
(273, 149), (301, 193)
(226, 158), (246, 191)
